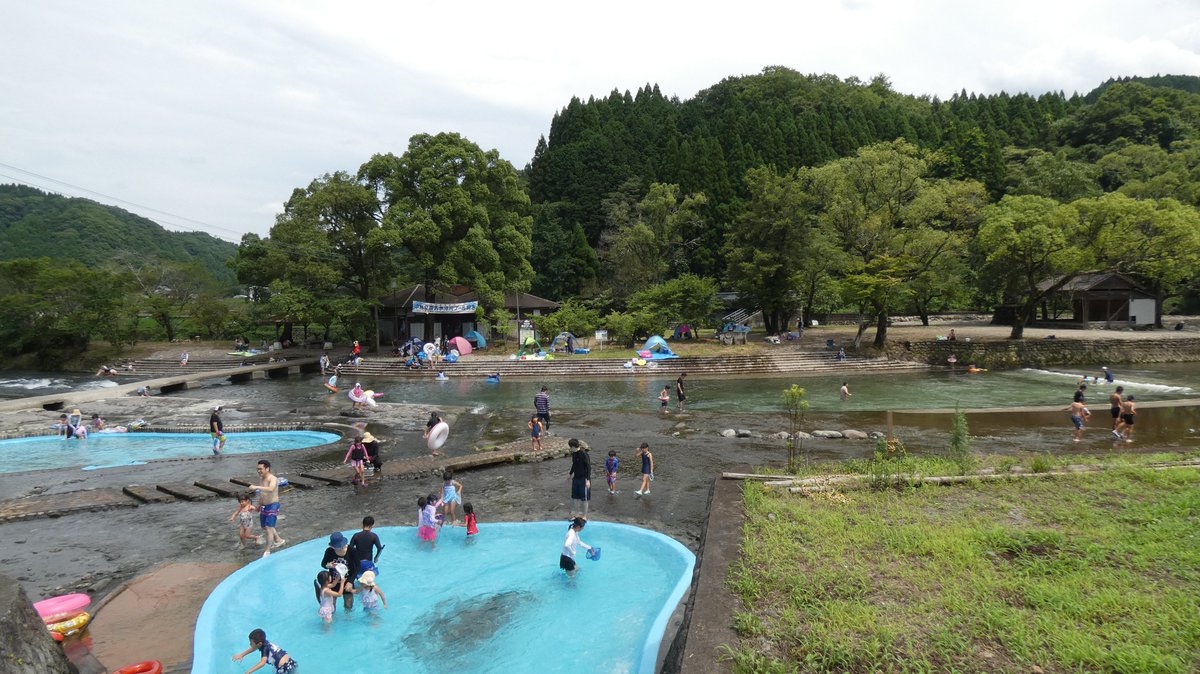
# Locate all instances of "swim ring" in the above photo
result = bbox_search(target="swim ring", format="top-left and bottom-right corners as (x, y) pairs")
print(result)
(486, 374), (501, 383)
(348, 387), (382, 407)
(113, 661), (163, 674)
(422, 343), (436, 356)
(427, 421), (449, 450)
(47, 611), (90, 636)
(325, 383), (338, 392)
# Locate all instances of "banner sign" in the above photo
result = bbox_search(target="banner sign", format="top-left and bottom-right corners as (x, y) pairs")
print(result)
(412, 300), (478, 314)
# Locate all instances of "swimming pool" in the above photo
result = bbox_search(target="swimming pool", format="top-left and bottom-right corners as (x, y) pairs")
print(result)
(192, 522), (695, 674)
(0, 431), (340, 473)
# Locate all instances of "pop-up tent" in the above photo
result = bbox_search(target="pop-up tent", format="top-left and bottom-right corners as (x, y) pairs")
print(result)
(450, 336), (472, 355)
(517, 336), (545, 357)
(638, 335), (678, 359)
(464, 330), (487, 349)
(550, 332), (578, 353)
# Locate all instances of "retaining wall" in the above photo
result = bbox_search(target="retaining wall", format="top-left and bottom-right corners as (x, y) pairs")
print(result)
(892, 337), (1200, 369)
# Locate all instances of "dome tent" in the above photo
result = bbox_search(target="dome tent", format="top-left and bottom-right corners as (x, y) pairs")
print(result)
(517, 336), (545, 357)
(550, 332), (578, 353)
(464, 330), (487, 349)
(638, 335), (678, 359)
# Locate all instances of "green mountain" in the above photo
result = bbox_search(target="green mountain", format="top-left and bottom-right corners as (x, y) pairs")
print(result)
(0, 184), (237, 286)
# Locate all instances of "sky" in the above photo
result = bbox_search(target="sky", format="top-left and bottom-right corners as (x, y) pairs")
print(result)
(3, 0), (1200, 242)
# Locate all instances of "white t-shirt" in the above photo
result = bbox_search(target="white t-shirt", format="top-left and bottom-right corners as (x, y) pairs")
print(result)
(562, 528), (591, 559)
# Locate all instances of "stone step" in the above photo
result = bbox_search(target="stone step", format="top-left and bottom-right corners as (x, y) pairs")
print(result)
(230, 475), (322, 491)
(123, 485), (176, 503)
(155, 482), (216, 501)
(299, 468), (354, 485)
(0, 488), (137, 523)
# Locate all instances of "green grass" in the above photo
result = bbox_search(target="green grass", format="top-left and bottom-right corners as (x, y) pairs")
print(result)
(727, 460), (1200, 673)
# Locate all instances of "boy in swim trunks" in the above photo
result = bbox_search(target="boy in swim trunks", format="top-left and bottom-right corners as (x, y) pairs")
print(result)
(233, 628), (296, 673)
(1068, 400), (1090, 442)
(1109, 386), (1124, 437)
(251, 459), (285, 557)
(210, 405), (227, 455)
(1118, 396), (1137, 443)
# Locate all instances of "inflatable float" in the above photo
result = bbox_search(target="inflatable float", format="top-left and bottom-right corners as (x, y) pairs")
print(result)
(47, 610), (91, 636)
(348, 386), (383, 407)
(966, 367), (988, 373)
(486, 374), (501, 383)
(113, 661), (163, 674)
(35, 593), (90, 624)
(435, 372), (449, 381)
(426, 421), (449, 451)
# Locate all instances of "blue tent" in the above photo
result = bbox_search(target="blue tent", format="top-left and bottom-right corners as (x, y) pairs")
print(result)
(465, 330), (487, 349)
(639, 335), (678, 359)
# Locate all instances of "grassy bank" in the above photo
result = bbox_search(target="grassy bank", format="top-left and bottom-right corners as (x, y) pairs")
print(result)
(727, 454), (1200, 673)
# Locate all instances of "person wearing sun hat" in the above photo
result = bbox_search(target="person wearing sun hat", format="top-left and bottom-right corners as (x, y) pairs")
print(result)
(321, 531), (355, 609)
(361, 431), (383, 475)
(356, 569), (387, 611)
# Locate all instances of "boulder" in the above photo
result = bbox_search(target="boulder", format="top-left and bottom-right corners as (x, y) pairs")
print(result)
(720, 429), (737, 438)
(735, 429), (753, 438)
(769, 431), (791, 440)
(674, 422), (688, 431)
(842, 429), (869, 440)
(0, 573), (73, 673)
(811, 430), (844, 439)
(868, 431), (886, 439)
(794, 431), (813, 440)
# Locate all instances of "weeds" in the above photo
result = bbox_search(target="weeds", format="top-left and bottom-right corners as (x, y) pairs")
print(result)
(948, 405), (976, 475)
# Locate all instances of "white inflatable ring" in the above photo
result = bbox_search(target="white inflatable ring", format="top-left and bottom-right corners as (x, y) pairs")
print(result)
(423, 343), (436, 355)
(427, 421), (449, 450)
(450, 348), (460, 358)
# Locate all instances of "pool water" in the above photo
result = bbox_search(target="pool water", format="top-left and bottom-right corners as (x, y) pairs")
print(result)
(192, 522), (695, 674)
(0, 431), (340, 473)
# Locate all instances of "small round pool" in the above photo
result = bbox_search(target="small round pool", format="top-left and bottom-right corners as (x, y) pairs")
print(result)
(0, 430), (340, 473)
(193, 522), (695, 673)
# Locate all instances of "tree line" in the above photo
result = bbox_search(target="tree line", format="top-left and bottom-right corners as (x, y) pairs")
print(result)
(5, 69), (1200, 364)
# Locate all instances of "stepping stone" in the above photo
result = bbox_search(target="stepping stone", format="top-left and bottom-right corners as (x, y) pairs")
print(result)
(123, 485), (175, 504)
(156, 482), (215, 501)
(299, 468), (354, 485)
(278, 475), (318, 490)
(195, 480), (242, 498)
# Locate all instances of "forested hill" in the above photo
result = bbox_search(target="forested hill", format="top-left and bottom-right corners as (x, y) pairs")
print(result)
(525, 68), (1200, 299)
(0, 184), (237, 286)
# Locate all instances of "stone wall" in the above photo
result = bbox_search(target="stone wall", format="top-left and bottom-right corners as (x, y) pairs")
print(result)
(0, 573), (74, 673)
(890, 337), (1200, 369)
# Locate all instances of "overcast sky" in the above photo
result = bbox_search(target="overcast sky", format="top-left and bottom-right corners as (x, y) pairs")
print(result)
(3, 0), (1199, 241)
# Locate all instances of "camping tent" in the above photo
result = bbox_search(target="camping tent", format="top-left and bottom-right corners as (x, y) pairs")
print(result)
(517, 336), (544, 357)
(550, 332), (578, 353)
(450, 336), (472, 355)
(464, 330), (487, 349)
(639, 335), (678, 359)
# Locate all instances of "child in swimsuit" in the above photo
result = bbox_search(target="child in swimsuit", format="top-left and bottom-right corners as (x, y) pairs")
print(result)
(228, 493), (261, 550)
(441, 471), (463, 525)
(233, 628), (296, 673)
(605, 450), (619, 494)
(356, 570), (387, 611)
(417, 496), (440, 548)
(343, 436), (368, 487)
(314, 570), (345, 623)
(658, 386), (670, 413)
(528, 414), (543, 451)
(462, 502), (479, 539)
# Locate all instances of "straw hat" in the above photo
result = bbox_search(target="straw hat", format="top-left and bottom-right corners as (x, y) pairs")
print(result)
(359, 570), (376, 586)
(362, 432), (376, 443)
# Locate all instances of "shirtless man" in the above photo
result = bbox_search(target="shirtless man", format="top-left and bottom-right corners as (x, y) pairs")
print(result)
(840, 382), (852, 401)
(1068, 400), (1090, 442)
(1108, 386), (1124, 437)
(251, 459), (285, 556)
(1118, 396), (1137, 443)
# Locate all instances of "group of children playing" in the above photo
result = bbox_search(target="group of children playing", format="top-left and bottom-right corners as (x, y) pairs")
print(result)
(602, 443), (656, 496)
(416, 470), (478, 548)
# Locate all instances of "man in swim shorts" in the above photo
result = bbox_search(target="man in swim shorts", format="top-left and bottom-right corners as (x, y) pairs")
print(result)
(1108, 386), (1124, 437)
(251, 459), (285, 557)
(210, 405), (227, 455)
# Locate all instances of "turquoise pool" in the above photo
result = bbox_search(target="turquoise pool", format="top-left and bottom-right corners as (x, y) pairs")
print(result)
(0, 431), (340, 473)
(193, 522), (695, 673)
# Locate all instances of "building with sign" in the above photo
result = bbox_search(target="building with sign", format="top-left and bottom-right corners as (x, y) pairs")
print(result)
(377, 284), (560, 344)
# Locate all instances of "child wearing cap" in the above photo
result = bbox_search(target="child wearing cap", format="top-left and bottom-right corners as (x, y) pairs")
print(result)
(356, 570), (387, 611)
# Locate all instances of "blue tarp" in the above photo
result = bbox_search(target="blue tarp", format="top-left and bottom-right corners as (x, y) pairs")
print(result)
(639, 335), (678, 359)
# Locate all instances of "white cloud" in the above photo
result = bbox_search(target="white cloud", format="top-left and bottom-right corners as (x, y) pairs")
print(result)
(1, 0), (1198, 241)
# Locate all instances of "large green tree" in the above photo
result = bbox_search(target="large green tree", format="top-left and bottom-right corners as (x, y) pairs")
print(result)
(360, 133), (534, 333)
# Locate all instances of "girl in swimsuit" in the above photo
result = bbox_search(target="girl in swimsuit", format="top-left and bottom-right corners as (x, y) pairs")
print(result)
(441, 471), (463, 525)
(343, 436), (369, 487)
(314, 570), (345, 623)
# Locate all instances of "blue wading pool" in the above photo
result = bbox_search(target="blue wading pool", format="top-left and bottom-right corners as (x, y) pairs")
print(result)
(193, 522), (695, 674)
(0, 431), (340, 473)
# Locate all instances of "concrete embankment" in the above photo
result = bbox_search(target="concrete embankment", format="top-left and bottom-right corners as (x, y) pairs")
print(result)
(895, 336), (1200, 369)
